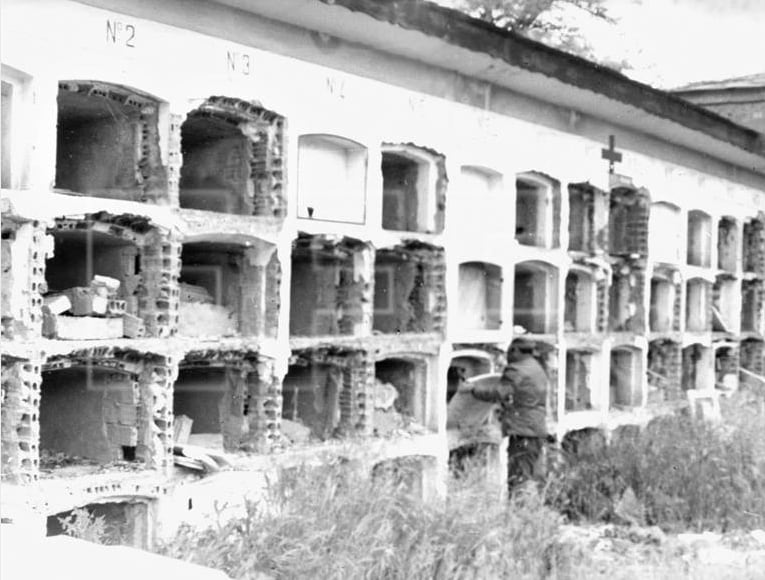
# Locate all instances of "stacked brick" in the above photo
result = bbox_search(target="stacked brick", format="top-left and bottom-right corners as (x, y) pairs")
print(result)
(1, 220), (52, 339)
(138, 230), (181, 338)
(138, 355), (177, 474)
(0, 357), (42, 483)
(166, 114), (184, 208)
(245, 356), (282, 451)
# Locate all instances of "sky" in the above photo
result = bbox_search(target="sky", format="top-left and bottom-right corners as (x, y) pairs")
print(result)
(584, 0), (765, 88)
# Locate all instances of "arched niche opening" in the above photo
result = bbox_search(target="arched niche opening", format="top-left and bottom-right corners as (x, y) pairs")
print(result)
(682, 343), (713, 391)
(447, 352), (493, 402)
(55, 81), (165, 203)
(609, 346), (642, 408)
(381, 144), (446, 234)
(515, 172), (560, 248)
(717, 217), (738, 272)
(513, 261), (558, 334)
(564, 268), (594, 332)
(687, 210), (712, 268)
(179, 97), (285, 216)
(297, 134), (367, 224)
(40, 364), (139, 468)
(457, 261), (502, 331)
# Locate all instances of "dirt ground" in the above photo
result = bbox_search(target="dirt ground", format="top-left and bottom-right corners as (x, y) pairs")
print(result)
(557, 524), (765, 579)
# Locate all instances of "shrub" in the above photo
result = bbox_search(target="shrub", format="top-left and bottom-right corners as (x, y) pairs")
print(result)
(58, 507), (108, 544)
(547, 392), (765, 532)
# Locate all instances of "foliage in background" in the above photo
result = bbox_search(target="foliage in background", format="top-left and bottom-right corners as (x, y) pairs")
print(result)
(547, 391), (765, 532)
(58, 507), (109, 544)
(158, 459), (565, 579)
(445, 0), (631, 69)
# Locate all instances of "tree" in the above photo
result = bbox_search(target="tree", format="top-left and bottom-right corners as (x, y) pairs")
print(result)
(448, 0), (629, 70)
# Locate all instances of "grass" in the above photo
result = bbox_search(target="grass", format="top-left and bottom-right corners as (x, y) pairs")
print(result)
(157, 458), (565, 579)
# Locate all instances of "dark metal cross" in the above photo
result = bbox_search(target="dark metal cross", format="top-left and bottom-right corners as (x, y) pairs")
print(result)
(601, 135), (622, 174)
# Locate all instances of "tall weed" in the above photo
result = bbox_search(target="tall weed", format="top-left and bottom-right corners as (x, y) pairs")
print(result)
(548, 392), (765, 532)
(158, 457), (565, 579)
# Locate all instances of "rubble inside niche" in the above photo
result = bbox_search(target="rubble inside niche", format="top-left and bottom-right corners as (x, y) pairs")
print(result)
(42, 275), (145, 340)
(372, 378), (428, 438)
(38, 449), (147, 479)
(177, 282), (237, 337)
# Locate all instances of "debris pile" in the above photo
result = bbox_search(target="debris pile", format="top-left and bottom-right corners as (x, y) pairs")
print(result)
(177, 282), (237, 337)
(42, 276), (145, 339)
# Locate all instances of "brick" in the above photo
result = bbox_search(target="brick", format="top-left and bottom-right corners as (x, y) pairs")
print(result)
(55, 316), (123, 340)
(123, 313), (146, 338)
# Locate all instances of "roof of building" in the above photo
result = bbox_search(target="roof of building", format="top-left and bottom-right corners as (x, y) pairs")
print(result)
(674, 73), (765, 93)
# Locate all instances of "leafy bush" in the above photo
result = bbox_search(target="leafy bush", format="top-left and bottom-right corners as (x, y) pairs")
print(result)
(547, 392), (765, 532)
(58, 507), (108, 544)
(158, 457), (566, 579)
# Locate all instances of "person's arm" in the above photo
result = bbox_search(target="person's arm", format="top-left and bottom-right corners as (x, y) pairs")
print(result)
(469, 375), (513, 404)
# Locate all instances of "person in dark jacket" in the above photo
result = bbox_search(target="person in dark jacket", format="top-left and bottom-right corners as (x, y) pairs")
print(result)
(468, 337), (548, 493)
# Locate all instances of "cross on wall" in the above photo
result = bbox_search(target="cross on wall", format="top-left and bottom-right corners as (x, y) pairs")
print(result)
(601, 135), (623, 174)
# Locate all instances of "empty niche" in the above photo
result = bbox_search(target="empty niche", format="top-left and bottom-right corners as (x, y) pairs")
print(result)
(686, 278), (710, 332)
(718, 217), (738, 272)
(39, 365), (139, 469)
(743, 217), (765, 275)
(179, 240), (277, 338)
(715, 346), (739, 392)
(180, 97), (285, 216)
(515, 173), (560, 248)
(374, 357), (426, 434)
(687, 210), (712, 267)
(55, 81), (165, 202)
(281, 360), (341, 442)
(609, 263), (644, 333)
(713, 276), (739, 332)
(609, 346), (642, 408)
(374, 244), (444, 335)
(173, 365), (232, 450)
(740, 339), (765, 378)
(741, 280), (763, 333)
(44, 222), (142, 340)
(457, 166), (503, 231)
(47, 501), (149, 547)
(609, 187), (649, 257)
(564, 268), (594, 332)
(457, 262), (502, 331)
(649, 202), (682, 263)
(568, 184), (594, 253)
(447, 354), (493, 403)
(513, 261), (558, 334)
(290, 235), (369, 337)
(1, 79), (13, 188)
(647, 339), (681, 403)
(649, 269), (678, 332)
(381, 144), (446, 234)
(297, 134), (367, 223)
(565, 349), (594, 411)
(682, 344), (713, 391)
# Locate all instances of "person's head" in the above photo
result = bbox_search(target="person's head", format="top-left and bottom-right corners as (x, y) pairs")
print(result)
(507, 337), (535, 362)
